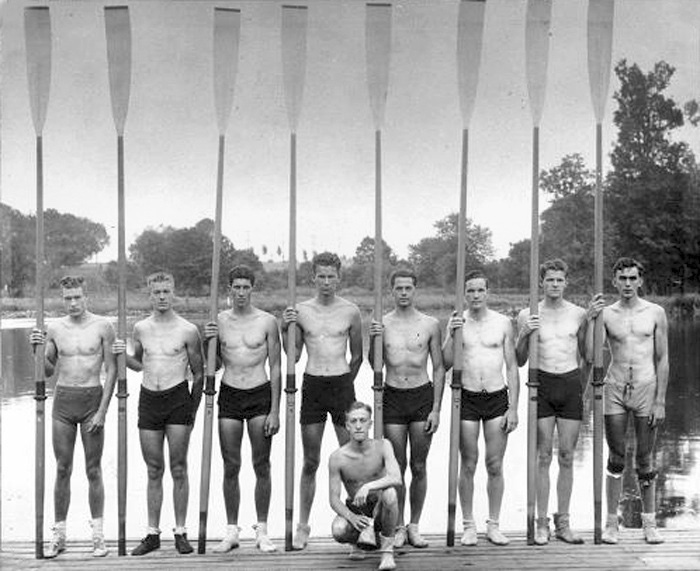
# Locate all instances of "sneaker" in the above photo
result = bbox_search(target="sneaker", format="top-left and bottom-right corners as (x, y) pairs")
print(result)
(407, 523), (428, 548)
(213, 526), (240, 553)
(357, 519), (378, 551)
(393, 526), (407, 548)
(92, 534), (109, 557)
(131, 533), (160, 556)
(460, 521), (478, 546)
(642, 513), (664, 545)
(45, 527), (66, 559)
(292, 523), (310, 551)
(254, 524), (277, 553)
(174, 533), (194, 554)
(601, 514), (619, 545)
(534, 517), (550, 545)
(486, 519), (509, 546)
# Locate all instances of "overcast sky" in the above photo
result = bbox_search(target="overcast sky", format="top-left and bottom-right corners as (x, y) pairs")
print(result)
(1, 0), (698, 263)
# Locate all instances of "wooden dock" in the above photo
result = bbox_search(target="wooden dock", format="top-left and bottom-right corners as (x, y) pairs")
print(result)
(2, 529), (699, 570)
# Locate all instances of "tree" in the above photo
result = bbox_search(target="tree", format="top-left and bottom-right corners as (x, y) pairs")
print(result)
(1, 204), (110, 296)
(408, 213), (494, 289)
(606, 60), (700, 293)
(129, 219), (262, 294)
(347, 236), (398, 289)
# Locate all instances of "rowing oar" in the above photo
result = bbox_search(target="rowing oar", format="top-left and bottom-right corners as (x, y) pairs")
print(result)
(24, 6), (51, 559)
(447, 0), (485, 547)
(281, 4), (308, 551)
(198, 8), (241, 554)
(365, 2), (391, 439)
(587, 0), (614, 545)
(524, 0), (552, 545)
(104, 6), (132, 556)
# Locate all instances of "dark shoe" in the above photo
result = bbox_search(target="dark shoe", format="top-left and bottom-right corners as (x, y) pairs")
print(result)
(174, 533), (194, 554)
(131, 534), (160, 556)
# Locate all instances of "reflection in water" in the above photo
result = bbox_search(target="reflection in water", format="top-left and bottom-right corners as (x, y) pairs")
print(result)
(2, 319), (699, 540)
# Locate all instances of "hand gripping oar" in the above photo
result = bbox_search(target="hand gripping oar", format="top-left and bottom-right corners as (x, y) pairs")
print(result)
(587, 0), (614, 545)
(524, 0), (552, 545)
(197, 8), (241, 554)
(104, 6), (132, 556)
(24, 6), (51, 559)
(365, 2), (391, 439)
(281, 4), (308, 551)
(447, 0), (485, 547)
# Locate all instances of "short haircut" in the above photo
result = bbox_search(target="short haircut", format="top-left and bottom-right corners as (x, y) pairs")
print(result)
(390, 268), (417, 287)
(540, 258), (568, 280)
(228, 265), (256, 287)
(312, 251), (341, 274)
(146, 271), (175, 288)
(464, 269), (489, 289)
(345, 401), (372, 420)
(612, 257), (645, 277)
(59, 275), (85, 290)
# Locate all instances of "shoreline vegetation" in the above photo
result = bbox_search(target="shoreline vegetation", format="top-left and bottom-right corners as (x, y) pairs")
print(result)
(2, 288), (699, 322)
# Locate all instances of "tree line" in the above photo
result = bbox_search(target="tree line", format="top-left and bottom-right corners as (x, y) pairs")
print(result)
(2, 59), (698, 297)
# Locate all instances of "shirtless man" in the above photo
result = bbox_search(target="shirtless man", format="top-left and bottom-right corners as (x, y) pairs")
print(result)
(587, 257), (668, 544)
(282, 251), (363, 550)
(30, 275), (116, 558)
(113, 271), (204, 555)
(203, 265), (281, 553)
(443, 269), (519, 546)
(369, 268), (444, 548)
(516, 259), (587, 545)
(329, 401), (401, 570)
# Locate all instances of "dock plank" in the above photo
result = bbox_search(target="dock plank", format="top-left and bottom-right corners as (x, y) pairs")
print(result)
(1, 529), (699, 570)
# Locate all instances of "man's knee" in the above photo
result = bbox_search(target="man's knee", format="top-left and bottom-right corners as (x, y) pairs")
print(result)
(223, 457), (242, 479)
(56, 460), (73, 480)
(538, 447), (553, 468)
(606, 459), (625, 478)
(85, 464), (102, 483)
(637, 469), (657, 489)
(170, 461), (188, 482)
(253, 457), (271, 480)
(558, 448), (575, 470)
(409, 458), (427, 480)
(381, 487), (398, 508)
(332, 516), (356, 544)
(485, 456), (503, 478)
(302, 454), (321, 474)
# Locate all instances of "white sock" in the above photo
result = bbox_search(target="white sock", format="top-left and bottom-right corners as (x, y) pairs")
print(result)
(174, 526), (187, 535)
(147, 526), (161, 536)
(55, 521), (67, 537)
(91, 518), (104, 536)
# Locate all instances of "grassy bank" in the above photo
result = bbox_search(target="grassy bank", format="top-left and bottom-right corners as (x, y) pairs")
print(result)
(3, 288), (697, 322)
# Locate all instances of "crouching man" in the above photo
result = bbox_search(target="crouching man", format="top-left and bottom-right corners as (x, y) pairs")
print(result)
(329, 401), (402, 570)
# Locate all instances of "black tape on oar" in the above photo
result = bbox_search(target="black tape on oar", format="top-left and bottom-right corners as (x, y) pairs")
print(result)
(372, 372), (383, 391)
(592, 366), (605, 387)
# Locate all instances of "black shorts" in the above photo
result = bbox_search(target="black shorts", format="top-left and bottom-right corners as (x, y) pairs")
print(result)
(346, 495), (379, 518)
(138, 381), (193, 431)
(460, 387), (509, 422)
(52, 385), (102, 426)
(218, 381), (272, 421)
(383, 382), (433, 425)
(300, 373), (355, 426)
(537, 369), (583, 420)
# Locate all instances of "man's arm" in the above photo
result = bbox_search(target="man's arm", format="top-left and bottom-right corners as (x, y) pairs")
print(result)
(265, 315), (282, 437)
(514, 308), (535, 367)
(426, 320), (445, 434)
(442, 312), (463, 371)
(501, 319), (520, 433)
(575, 308), (591, 376)
(585, 294), (607, 363)
(650, 306), (669, 428)
(328, 452), (367, 531)
(43, 327), (58, 377)
(186, 325), (205, 422)
(281, 308), (304, 363)
(86, 321), (117, 433)
(348, 307), (363, 382)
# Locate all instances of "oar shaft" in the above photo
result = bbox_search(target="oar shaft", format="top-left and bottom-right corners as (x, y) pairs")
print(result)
(373, 129), (384, 439)
(198, 135), (225, 554)
(447, 128), (469, 546)
(34, 134), (46, 560)
(592, 122), (605, 544)
(116, 134), (128, 556)
(526, 126), (540, 546)
(285, 131), (298, 552)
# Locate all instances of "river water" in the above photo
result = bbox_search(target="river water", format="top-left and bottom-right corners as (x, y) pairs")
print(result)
(1, 319), (699, 542)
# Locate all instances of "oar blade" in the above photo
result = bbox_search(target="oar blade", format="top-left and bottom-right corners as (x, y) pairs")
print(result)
(457, 0), (485, 128)
(366, 3), (392, 130)
(104, 6), (132, 136)
(281, 5), (308, 132)
(525, 0), (552, 126)
(213, 8), (241, 135)
(587, 0), (614, 123)
(24, 7), (51, 135)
